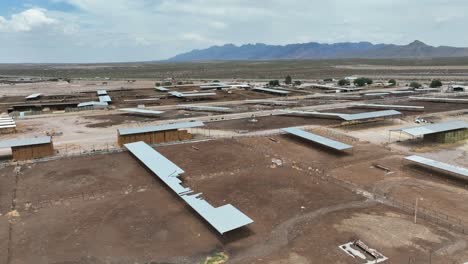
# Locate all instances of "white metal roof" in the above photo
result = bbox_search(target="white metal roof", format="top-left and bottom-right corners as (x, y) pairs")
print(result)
(77, 101), (108, 107)
(405, 155), (468, 178)
(253, 87), (290, 95)
(125, 141), (253, 234)
(118, 108), (164, 115)
(0, 136), (51, 148)
(25, 93), (42, 99)
(177, 104), (231, 112)
(155, 87), (169, 92)
(341, 110), (402, 121)
(393, 121), (468, 137)
(98, 95), (112, 103)
(282, 127), (352, 151)
(118, 121), (204, 136)
(169, 91), (217, 98)
(97, 90), (107, 95)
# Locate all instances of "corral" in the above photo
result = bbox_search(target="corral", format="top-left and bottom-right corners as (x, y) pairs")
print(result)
(0, 74), (468, 264)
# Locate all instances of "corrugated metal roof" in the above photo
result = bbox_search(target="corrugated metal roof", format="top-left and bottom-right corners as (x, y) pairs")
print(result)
(405, 155), (468, 178)
(118, 121), (204, 136)
(246, 100), (297, 105)
(98, 95), (112, 103)
(97, 90), (107, 95)
(341, 110), (402, 121)
(364, 92), (390, 96)
(77, 101), (108, 107)
(125, 141), (253, 234)
(25, 93), (42, 99)
(177, 104), (231, 112)
(118, 108), (164, 115)
(0, 136), (51, 148)
(169, 91), (216, 98)
(393, 121), (468, 136)
(282, 127), (352, 151)
(253, 87), (290, 95)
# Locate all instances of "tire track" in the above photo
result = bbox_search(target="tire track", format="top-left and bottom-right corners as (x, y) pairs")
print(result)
(229, 200), (376, 263)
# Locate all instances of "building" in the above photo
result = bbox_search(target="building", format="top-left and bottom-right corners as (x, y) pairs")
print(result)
(390, 121), (468, 143)
(0, 136), (54, 160)
(117, 121), (204, 146)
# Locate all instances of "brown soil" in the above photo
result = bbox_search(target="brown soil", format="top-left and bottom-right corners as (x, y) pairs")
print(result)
(207, 116), (341, 131)
(1, 137), (466, 263)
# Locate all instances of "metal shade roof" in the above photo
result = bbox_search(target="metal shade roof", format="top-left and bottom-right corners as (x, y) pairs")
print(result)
(155, 87), (169, 92)
(253, 87), (290, 95)
(341, 110), (402, 121)
(77, 101), (108, 107)
(97, 90), (107, 95)
(25, 93), (42, 99)
(98, 95), (112, 103)
(364, 92), (390, 96)
(283, 110), (401, 121)
(282, 127), (352, 151)
(405, 155), (468, 179)
(0, 136), (51, 148)
(125, 141), (253, 234)
(118, 108), (164, 115)
(169, 91), (217, 98)
(393, 121), (468, 137)
(246, 100), (298, 105)
(118, 121), (204, 136)
(177, 104), (231, 112)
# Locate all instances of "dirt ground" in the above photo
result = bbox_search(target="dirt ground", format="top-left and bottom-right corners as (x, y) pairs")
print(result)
(0, 137), (467, 263)
(207, 115), (341, 131)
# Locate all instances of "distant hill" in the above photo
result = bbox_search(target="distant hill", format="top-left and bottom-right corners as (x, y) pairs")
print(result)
(168, 40), (468, 61)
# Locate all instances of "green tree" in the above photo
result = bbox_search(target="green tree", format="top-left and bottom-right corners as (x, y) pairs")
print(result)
(430, 79), (442, 88)
(213, 80), (220, 83)
(323, 78), (333, 82)
(388, 79), (397, 86)
(338, 79), (350, 86)
(294, 80), (302, 86)
(268, 80), (280, 86)
(353, 77), (373, 87)
(285, 75), (292, 85)
(410, 82), (422, 89)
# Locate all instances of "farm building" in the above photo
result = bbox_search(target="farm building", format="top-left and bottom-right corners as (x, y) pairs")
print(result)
(390, 121), (468, 143)
(117, 121), (204, 146)
(0, 136), (54, 160)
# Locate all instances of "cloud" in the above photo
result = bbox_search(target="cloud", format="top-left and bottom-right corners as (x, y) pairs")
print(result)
(2, 0), (468, 62)
(0, 8), (56, 32)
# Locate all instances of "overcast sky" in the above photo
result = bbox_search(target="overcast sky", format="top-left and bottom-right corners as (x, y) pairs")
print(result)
(0, 0), (467, 63)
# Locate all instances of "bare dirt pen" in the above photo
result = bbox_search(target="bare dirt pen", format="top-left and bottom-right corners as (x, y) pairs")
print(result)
(207, 116), (341, 131)
(1, 136), (467, 263)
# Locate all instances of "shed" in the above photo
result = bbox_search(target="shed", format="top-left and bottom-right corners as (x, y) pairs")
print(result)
(0, 136), (54, 160)
(117, 121), (204, 146)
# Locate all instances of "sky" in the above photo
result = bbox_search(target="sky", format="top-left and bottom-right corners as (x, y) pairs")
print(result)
(0, 0), (467, 63)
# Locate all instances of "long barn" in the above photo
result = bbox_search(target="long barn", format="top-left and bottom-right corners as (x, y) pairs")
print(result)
(0, 136), (54, 160)
(117, 121), (204, 146)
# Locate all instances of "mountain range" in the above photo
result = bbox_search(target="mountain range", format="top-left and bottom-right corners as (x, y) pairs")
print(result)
(168, 40), (468, 61)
